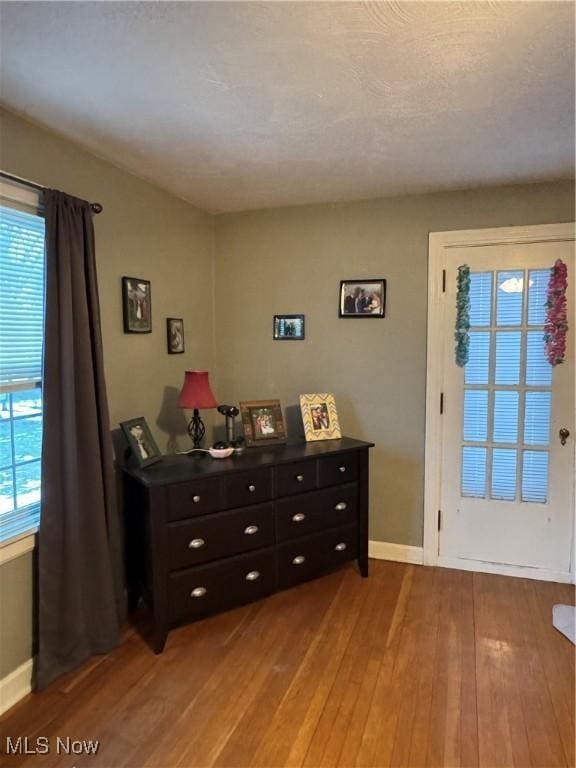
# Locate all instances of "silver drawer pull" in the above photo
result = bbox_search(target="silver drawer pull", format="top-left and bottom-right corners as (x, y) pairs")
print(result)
(292, 512), (306, 522)
(190, 586), (207, 598)
(296, 474), (304, 482)
(248, 484), (256, 492)
(292, 555), (306, 565)
(192, 495), (201, 503)
(335, 542), (347, 552)
(338, 466), (347, 473)
(244, 525), (259, 535)
(188, 538), (205, 549)
(245, 570), (260, 582)
(335, 502), (347, 511)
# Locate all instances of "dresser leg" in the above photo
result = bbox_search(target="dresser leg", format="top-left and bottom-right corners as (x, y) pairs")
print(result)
(359, 556), (369, 578)
(152, 626), (168, 654)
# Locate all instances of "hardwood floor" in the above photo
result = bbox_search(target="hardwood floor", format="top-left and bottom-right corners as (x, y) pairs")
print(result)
(1, 561), (574, 768)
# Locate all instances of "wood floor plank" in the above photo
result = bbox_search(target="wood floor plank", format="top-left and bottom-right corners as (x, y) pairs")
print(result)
(1, 561), (573, 768)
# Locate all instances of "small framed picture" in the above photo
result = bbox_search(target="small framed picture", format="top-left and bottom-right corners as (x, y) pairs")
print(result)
(300, 393), (342, 442)
(167, 318), (185, 354)
(122, 277), (152, 333)
(339, 279), (386, 318)
(120, 417), (162, 468)
(239, 400), (286, 446)
(273, 314), (305, 340)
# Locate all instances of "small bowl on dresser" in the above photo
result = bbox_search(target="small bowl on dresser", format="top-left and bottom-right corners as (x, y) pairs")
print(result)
(209, 446), (234, 459)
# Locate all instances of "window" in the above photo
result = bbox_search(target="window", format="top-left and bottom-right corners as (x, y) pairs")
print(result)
(0, 188), (45, 542)
(461, 269), (552, 503)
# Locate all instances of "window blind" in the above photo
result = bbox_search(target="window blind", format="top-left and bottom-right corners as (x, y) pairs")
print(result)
(0, 205), (45, 387)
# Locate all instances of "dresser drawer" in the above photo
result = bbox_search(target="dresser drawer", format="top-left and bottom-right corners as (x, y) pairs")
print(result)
(222, 467), (274, 509)
(168, 502), (274, 569)
(318, 452), (358, 487)
(276, 460), (317, 496)
(323, 524), (358, 569)
(167, 477), (221, 521)
(277, 532), (326, 590)
(168, 548), (276, 624)
(276, 484), (357, 542)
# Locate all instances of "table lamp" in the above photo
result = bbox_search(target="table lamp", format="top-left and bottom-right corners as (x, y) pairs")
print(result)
(177, 370), (218, 448)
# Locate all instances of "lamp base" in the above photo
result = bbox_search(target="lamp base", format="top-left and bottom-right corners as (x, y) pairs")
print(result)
(187, 409), (206, 449)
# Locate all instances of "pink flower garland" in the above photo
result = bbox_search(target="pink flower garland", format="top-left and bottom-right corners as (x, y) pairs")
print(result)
(544, 259), (568, 366)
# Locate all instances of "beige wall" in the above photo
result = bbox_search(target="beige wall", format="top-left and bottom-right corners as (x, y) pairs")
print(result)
(0, 108), (215, 679)
(214, 182), (575, 546)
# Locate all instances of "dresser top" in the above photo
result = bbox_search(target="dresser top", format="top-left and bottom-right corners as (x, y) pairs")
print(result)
(123, 436), (373, 487)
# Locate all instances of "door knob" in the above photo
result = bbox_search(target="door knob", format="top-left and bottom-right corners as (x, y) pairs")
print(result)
(559, 428), (570, 446)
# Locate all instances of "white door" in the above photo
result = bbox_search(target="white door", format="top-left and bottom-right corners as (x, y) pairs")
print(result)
(425, 224), (575, 582)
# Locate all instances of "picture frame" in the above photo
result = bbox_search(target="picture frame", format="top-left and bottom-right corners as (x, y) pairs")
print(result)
(120, 416), (162, 468)
(122, 276), (152, 333)
(339, 279), (386, 318)
(273, 314), (305, 340)
(239, 399), (286, 447)
(300, 393), (342, 442)
(166, 317), (185, 354)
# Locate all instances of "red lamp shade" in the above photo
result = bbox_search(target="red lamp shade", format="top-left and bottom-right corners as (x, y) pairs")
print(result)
(177, 371), (218, 410)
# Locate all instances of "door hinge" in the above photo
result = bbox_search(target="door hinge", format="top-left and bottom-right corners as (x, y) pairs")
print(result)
(440, 392), (444, 414)
(442, 269), (446, 293)
(437, 510), (442, 531)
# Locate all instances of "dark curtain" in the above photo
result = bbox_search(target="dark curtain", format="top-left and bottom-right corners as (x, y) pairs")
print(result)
(37, 190), (123, 690)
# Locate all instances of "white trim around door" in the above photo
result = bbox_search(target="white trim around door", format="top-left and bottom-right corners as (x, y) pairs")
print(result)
(424, 223), (576, 584)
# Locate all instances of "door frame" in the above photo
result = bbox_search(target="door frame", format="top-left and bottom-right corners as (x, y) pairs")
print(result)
(424, 222), (576, 583)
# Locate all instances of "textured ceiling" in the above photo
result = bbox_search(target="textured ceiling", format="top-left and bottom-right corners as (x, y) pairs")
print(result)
(0, 1), (574, 213)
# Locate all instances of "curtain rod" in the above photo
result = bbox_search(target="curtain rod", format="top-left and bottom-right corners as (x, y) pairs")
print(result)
(0, 170), (103, 214)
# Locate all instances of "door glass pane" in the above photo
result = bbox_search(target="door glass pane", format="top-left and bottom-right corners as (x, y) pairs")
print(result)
(493, 391), (519, 443)
(465, 332), (490, 385)
(524, 392), (551, 446)
(522, 451), (549, 503)
(469, 273), (492, 326)
(526, 331), (552, 386)
(491, 449), (517, 500)
(495, 332), (521, 384)
(496, 271), (524, 326)
(463, 390), (488, 441)
(527, 269), (549, 326)
(462, 447), (486, 497)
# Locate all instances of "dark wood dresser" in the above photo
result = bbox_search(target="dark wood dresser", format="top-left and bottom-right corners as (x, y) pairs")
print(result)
(123, 437), (373, 652)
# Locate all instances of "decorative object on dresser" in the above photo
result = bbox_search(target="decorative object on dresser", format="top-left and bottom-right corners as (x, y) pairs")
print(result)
(122, 276), (152, 332)
(273, 314), (305, 340)
(166, 317), (185, 354)
(123, 437), (373, 652)
(300, 393), (342, 441)
(339, 279), (386, 317)
(120, 416), (162, 468)
(239, 399), (286, 446)
(177, 370), (218, 448)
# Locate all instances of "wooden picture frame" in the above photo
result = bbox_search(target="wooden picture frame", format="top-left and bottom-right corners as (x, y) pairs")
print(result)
(166, 317), (185, 354)
(122, 276), (152, 333)
(120, 416), (162, 468)
(339, 279), (386, 318)
(239, 399), (286, 446)
(273, 314), (305, 340)
(300, 393), (342, 441)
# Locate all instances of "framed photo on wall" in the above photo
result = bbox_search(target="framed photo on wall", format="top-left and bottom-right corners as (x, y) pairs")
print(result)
(239, 400), (286, 446)
(166, 318), (185, 353)
(339, 279), (386, 318)
(273, 314), (305, 340)
(120, 416), (162, 468)
(300, 393), (342, 441)
(122, 276), (152, 333)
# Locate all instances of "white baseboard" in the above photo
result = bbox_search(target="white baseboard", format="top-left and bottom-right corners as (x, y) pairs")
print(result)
(369, 540), (424, 565)
(0, 658), (33, 715)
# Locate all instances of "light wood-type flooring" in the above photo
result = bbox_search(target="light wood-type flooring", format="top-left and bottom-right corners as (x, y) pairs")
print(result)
(1, 561), (574, 768)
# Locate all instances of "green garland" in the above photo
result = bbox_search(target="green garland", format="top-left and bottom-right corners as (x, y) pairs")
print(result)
(455, 265), (471, 367)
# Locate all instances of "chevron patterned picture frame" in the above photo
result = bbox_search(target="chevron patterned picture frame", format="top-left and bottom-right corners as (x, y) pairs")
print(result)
(299, 393), (342, 442)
